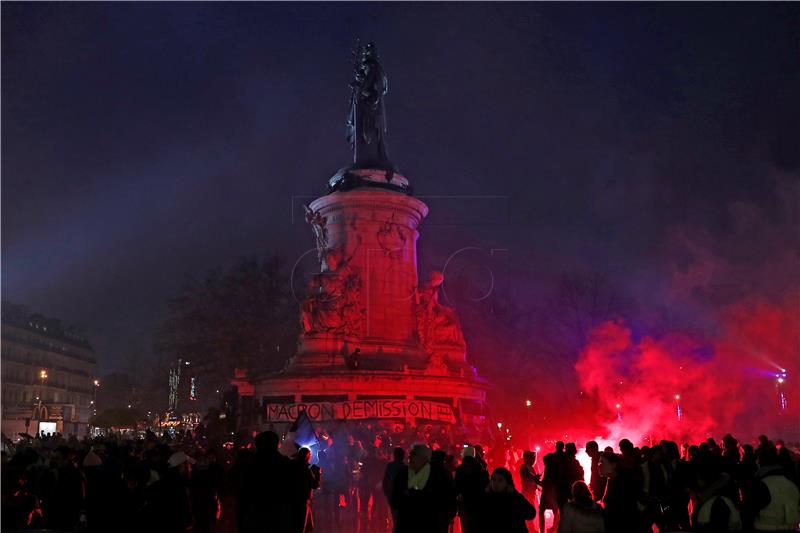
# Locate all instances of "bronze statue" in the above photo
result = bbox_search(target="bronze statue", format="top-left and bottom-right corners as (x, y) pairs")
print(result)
(347, 42), (392, 169)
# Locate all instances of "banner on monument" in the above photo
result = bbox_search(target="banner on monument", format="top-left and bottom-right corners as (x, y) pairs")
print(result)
(265, 399), (457, 424)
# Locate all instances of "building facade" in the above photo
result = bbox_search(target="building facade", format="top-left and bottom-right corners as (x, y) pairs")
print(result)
(1, 302), (98, 437)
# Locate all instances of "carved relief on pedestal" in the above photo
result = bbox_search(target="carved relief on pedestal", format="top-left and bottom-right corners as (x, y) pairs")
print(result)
(300, 248), (365, 339)
(416, 271), (467, 370)
(376, 213), (407, 258)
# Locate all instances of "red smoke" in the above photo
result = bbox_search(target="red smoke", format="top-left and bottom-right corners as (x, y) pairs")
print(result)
(574, 294), (800, 445)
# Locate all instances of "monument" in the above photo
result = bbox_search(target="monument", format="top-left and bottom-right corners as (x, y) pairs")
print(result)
(239, 43), (488, 429)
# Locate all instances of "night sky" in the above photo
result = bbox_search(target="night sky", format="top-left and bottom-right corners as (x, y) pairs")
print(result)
(3, 3), (798, 374)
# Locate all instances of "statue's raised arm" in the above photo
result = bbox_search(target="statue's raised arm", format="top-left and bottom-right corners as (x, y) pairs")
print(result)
(346, 42), (393, 169)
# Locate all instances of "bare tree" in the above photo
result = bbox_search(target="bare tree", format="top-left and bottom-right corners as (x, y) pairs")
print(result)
(153, 255), (298, 411)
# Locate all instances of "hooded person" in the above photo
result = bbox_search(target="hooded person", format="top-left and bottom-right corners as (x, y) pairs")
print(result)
(476, 467), (536, 533)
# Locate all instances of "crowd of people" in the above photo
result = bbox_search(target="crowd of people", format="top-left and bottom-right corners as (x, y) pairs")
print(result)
(2, 426), (799, 533)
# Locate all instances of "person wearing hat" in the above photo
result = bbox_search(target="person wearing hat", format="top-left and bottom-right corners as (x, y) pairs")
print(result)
(143, 451), (195, 532)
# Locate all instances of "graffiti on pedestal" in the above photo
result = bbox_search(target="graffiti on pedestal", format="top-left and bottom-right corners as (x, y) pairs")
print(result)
(265, 398), (457, 423)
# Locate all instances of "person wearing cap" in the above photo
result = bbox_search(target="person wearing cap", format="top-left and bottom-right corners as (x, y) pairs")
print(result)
(455, 446), (489, 533)
(143, 451), (195, 532)
(391, 444), (456, 533)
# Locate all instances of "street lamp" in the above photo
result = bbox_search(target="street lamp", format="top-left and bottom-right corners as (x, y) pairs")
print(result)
(92, 379), (100, 416)
(39, 370), (48, 401)
(776, 370), (788, 412)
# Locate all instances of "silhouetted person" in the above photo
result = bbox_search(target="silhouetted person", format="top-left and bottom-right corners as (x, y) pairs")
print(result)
(144, 451), (194, 533)
(49, 446), (85, 531)
(640, 444), (669, 531)
(599, 451), (639, 533)
(359, 443), (386, 526)
(585, 441), (605, 502)
(239, 430), (291, 533)
(190, 453), (222, 533)
(694, 461), (742, 532)
(455, 446), (489, 533)
(383, 447), (407, 532)
(559, 480), (604, 533)
(518, 450), (541, 520)
(476, 467), (535, 533)
(289, 447), (321, 533)
(391, 444), (456, 533)
(540, 441), (564, 533)
(742, 444), (800, 531)
(561, 443), (584, 510)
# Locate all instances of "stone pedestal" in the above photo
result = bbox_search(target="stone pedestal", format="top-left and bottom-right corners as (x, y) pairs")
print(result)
(249, 168), (488, 428)
(297, 170), (429, 370)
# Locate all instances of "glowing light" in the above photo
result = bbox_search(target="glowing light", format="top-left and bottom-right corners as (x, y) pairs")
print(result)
(497, 422), (502, 429)
(127, 404), (131, 408)
(526, 399), (532, 407)
(535, 445), (540, 452)
(778, 378), (784, 384)
(40, 370), (48, 380)
(93, 379), (100, 387)
(577, 448), (592, 485)
(675, 395), (680, 400)
(615, 403), (620, 409)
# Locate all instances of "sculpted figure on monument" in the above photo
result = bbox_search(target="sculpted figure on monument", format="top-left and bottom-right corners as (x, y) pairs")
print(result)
(301, 248), (365, 338)
(416, 271), (467, 359)
(346, 42), (392, 169)
(304, 204), (328, 262)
